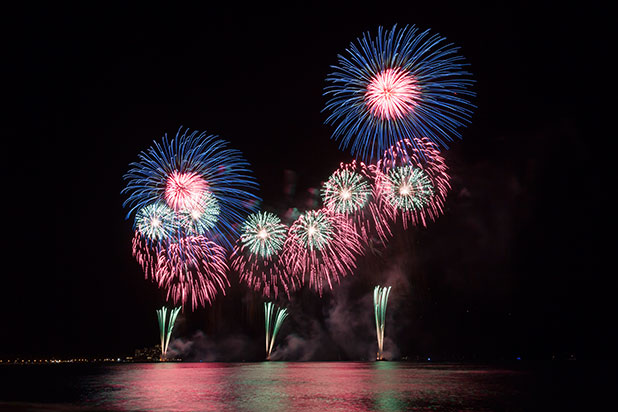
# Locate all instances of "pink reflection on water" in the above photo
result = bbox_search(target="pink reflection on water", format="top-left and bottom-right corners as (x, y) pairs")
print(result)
(86, 362), (520, 411)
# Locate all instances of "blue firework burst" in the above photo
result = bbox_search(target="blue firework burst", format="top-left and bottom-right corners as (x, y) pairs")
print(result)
(323, 24), (475, 163)
(122, 127), (260, 248)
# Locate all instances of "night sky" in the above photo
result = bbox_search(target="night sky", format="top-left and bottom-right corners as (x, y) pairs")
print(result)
(3, 4), (613, 361)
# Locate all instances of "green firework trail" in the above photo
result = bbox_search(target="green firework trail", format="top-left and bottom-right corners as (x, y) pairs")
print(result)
(373, 286), (391, 360)
(264, 301), (288, 360)
(156, 306), (181, 359)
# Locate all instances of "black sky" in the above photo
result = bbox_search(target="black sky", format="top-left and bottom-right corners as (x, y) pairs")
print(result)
(2, 3), (613, 360)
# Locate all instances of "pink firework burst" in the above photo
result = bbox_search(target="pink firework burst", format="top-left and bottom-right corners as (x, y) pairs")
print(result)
(376, 137), (450, 228)
(322, 160), (395, 247)
(155, 236), (229, 310)
(132, 230), (161, 280)
(164, 171), (208, 211)
(365, 67), (421, 120)
(282, 209), (363, 295)
(230, 248), (300, 300)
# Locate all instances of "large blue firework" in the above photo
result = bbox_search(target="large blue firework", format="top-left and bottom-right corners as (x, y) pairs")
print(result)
(122, 127), (261, 249)
(323, 24), (475, 163)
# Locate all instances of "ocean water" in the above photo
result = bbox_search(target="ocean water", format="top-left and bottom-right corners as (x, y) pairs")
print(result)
(0, 361), (608, 411)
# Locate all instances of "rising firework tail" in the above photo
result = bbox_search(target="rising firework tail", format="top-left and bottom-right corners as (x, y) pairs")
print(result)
(264, 302), (289, 360)
(373, 286), (391, 360)
(376, 137), (450, 228)
(324, 24), (475, 163)
(156, 306), (181, 359)
(231, 212), (300, 299)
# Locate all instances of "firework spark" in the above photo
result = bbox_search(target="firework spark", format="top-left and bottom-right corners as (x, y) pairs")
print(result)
(231, 212), (297, 298)
(374, 285), (391, 360)
(135, 202), (177, 241)
(283, 209), (363, 294)
(122, 127), (260, 248)
(177, 190), (221, 235)
(321, 161), (394, 245)
(264, 301), (288, 360)
(376, 137), (450, 228)
(324, 24), (475, 163)
(155, 236), (230, 310)
(156, 306), (181, 360)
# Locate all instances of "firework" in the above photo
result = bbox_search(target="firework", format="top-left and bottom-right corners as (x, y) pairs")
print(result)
(135, 202), (177, 241)
(231, 212), (298, 298)
(155, 236), (230, 310)
(373, 286), (391, 360)
(324, 24), (475, 163)
(122, 127), (260, 248)
(322, 168), (371, 215)
(283, 209), (363, 294)
(156, 306), (181, 360)
(264, 301), (288, 360)
(376, 137), (450, 228)
(321, 161), (394, 245)
(177, 190), (221, 235)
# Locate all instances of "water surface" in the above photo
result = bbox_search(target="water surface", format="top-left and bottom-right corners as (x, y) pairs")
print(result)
(0, 361), (605, 411)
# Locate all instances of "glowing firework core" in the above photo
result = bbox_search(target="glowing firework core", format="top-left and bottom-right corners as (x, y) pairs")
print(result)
(296, 212), (333, 251)
(135, 202), (175, 241)
(365, 68), (420, 120)
(240, 212), (287, 258)
(386, 166), (434, 212)
(179, 190), (220, 235)
(165, 171), (207, 211)
(322, 169), (371, 215)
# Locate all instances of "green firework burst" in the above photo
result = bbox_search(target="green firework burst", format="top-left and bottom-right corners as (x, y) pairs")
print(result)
(294, 210), (333, 251)
(385, 166), (433, 211)
(321, 169), (372, 214)
(240, 211), (287, 258)
(178, 190), (221, 235)
(135, 202), (176, 241)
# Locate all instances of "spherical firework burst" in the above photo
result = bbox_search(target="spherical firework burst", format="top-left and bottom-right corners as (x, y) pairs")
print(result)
(155, 236), (229, 310)
(321, 168), (371, 215)
(135, 202), (177, 241)
(132, 202), (178, 280)
(122, 126), (260, 248)
(283, 209), (363, 294)
(321, 161), (394, 246)
(324, 24), (475, 163)
(383, 166), (434, 211)
(231, 211), (298, 299)
(240, 211), (287, 258)
(177, 190), (220, 235)
(376, 137), (450, 228)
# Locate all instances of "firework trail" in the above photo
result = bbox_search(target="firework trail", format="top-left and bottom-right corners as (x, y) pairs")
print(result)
(231, 211), (299, 299)
(376, 137), (450, 228)
(283, 209), (363, 294)
(155, 236), (230, 310)
(373, 286), (391, 360)
(264, 301), (288, 360)
(122, 126), (260, 249)
(321, 160), (394, 246)
(323, 24), (475, 163)
(156, 306), (181, 360)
